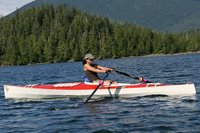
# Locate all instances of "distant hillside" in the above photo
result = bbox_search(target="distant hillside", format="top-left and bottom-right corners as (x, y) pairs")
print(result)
(10, 0), (200, 32)
(1, 4), (200, 65)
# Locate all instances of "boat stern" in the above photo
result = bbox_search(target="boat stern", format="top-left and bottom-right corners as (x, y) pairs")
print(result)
(4, 85), (12, 98)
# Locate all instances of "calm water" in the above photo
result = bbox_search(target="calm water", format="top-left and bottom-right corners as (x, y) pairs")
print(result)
(0, 53), (200, 132)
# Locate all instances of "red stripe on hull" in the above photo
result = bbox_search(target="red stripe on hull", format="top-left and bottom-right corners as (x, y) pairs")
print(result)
(23, 83), (166, 90)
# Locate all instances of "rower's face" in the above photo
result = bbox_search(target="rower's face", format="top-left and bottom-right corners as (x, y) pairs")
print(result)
(87, 59), (93, 64)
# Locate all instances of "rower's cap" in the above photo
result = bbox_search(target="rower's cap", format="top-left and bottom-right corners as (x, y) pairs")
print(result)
(84, 54), (95, 59)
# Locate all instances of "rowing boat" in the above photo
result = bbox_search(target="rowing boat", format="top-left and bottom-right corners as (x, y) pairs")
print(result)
(4, 82), (196, 99)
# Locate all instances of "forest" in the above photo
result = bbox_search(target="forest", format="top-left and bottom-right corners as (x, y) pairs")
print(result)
(0, 5), (200, 65)
(14, 0), (200, 32)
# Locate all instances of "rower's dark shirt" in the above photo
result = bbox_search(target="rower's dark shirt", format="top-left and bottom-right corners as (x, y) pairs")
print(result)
(84, 64), (100, 82)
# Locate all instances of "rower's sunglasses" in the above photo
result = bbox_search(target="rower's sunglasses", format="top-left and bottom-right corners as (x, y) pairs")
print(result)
(87, 58), (94, 61)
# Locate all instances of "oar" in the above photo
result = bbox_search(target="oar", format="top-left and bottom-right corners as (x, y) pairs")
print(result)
(85, 73), (109, 103)
(114, 69), (152, 83)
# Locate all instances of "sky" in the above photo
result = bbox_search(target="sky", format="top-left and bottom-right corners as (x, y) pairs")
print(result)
(0, 0), (34, 16)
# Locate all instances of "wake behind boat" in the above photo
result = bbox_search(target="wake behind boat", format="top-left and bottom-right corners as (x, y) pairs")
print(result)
(4, 82), (196, 99)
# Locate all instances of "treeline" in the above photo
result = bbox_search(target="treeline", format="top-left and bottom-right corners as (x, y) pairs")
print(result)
(0, 5), (200, 65)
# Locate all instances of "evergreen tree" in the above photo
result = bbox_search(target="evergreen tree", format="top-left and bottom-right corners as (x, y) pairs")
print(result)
(0, 4), (200, 66)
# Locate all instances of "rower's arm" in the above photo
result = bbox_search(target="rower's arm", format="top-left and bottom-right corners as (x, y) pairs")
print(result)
(97, 66), (112, 71)
(84, 64), (106, 73)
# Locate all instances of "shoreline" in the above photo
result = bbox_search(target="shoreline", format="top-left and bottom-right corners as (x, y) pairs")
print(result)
(1, 51), (200, 67)
(142, 51), (200, 57)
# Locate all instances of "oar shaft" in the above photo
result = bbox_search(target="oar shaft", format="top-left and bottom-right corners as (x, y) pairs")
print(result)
(114, 70), (152, 83)
(85, 83), (102, 103)
(85, 73), (109, 103)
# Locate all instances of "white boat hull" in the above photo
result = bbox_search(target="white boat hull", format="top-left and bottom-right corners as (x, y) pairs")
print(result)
(4, 82), (196, 99)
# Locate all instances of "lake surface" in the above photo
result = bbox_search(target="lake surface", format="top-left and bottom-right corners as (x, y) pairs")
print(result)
(0, 53), (200, 132)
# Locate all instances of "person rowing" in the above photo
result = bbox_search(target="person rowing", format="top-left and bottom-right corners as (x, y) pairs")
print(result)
(83, 53), (116, 84)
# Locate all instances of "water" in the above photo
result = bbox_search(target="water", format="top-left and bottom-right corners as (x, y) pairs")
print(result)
(0, 53), (200, 132)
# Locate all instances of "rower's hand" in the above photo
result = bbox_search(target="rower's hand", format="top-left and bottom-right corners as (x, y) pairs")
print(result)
(106, 70), (112, 73)
(106, 68), (115, 73)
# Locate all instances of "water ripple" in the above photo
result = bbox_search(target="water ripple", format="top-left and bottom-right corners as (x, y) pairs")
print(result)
(0, 53), (200, 132)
